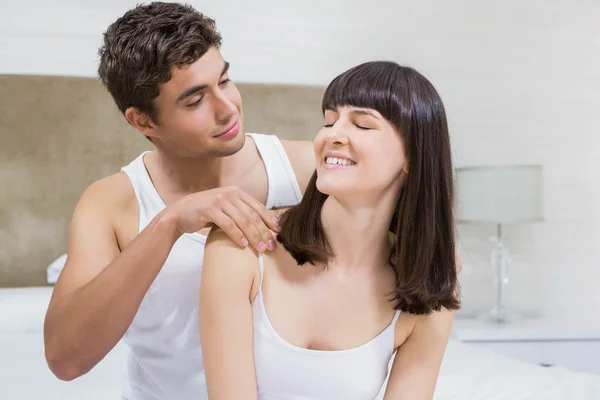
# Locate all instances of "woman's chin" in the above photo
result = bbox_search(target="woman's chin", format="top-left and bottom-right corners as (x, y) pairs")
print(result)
(316, 180), (352, 199)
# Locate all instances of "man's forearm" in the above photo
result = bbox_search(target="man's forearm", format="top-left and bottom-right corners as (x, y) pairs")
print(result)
(44, 211), (181, 380)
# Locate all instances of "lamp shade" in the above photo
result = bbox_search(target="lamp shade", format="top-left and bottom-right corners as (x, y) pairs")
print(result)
(455, 165), (543, 224)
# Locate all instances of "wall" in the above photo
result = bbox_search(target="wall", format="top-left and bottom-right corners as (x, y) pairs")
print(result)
(0, 76), (324, 287)
(1, 0), (599, 315)
(0, 75), (151, 286)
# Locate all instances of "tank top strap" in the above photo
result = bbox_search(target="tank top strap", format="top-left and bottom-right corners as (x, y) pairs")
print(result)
(121, 152), (149, 202)
(121, 151), (166, 230)
(246, 133), (302, 209)
(391, 309), (401, 326)
(257, 252), (266, 289)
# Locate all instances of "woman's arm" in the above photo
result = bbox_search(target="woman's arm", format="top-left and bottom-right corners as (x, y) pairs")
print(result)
(383, 309), (455, 400)
(200, 228), (259, 400)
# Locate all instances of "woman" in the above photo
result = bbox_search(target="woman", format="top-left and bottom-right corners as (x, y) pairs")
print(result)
(200, 61), (460, 399)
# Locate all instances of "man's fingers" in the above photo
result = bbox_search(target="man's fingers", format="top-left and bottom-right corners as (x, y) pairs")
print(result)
(204, 187), (278, 252)
(220, 199), (266, 252)
(238, 190), (280, 233)
(208, 209), (248, 248)
(233, 199), (276, 251)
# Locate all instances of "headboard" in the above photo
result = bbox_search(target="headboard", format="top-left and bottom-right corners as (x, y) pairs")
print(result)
(0, 75), (325, 287)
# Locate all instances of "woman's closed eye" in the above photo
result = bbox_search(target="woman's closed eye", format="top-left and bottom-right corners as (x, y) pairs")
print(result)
(322, 122), (371, 130)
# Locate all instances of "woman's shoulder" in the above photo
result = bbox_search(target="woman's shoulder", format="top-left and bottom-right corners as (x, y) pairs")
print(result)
(204, 227), (261, 264)
(203, 227), (262, 297)
(206, 226), (249, 248)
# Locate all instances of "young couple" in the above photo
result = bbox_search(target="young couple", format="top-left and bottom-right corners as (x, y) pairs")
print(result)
(43, 2), (460, 399)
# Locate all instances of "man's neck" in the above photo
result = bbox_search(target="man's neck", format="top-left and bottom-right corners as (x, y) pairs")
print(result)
(143, 144), (246, 204)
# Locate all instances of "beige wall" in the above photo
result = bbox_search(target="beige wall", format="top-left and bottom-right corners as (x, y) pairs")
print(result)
(0, 75), (324, 287)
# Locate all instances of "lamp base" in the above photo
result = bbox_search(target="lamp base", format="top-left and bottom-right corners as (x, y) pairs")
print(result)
(477, 305), (525, 325)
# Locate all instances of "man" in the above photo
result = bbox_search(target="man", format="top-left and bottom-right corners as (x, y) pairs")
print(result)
(43, 2), (315, 399)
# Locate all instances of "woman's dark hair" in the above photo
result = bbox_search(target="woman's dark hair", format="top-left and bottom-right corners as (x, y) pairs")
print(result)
(277, 61), (460, 315)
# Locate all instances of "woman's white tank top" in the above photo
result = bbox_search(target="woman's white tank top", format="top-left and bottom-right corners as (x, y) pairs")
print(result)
(252, 253), (400, 400)
(120, 133), (302, 399)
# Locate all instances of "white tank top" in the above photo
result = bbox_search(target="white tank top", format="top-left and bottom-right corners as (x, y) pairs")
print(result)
(120, 133), (302, 400)
(252, 253), (400, 400)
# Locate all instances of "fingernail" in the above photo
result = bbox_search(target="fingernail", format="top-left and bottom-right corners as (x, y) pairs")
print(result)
(240, 238), (249, 247)
(258, 242), (267, 252)
(267, 239), (276, 250)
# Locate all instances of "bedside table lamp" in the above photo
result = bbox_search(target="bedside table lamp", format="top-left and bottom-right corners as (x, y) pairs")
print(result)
(455, 165), (543, 324)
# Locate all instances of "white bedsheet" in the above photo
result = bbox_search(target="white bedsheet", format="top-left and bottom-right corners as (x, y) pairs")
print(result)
(1, 286), (599, 399)
(436, 339), (600, 399)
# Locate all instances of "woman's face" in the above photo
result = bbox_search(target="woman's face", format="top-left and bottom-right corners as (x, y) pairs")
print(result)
(314, 105), (407, 203)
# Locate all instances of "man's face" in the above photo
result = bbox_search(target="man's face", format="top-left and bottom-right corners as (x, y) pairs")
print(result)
(150, 47), (244, 158)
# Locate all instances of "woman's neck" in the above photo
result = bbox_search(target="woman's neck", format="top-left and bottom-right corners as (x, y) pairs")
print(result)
(320, 195), (397, 272)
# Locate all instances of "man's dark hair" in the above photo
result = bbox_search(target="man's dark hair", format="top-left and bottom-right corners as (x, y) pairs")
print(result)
(277, 61), (460, 316)
(98, 2), (222, 121)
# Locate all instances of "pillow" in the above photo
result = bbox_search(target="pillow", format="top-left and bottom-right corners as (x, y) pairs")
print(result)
(47, 254), (67, 285)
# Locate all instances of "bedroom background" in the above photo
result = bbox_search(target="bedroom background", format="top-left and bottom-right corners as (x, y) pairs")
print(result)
(1, 0), (599, 397)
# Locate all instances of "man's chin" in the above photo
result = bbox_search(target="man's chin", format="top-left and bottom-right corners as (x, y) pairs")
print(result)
(209, 133), (246, 158)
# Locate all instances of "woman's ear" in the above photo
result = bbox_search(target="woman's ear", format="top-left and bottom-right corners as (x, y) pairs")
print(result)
(401, 153), (409, 174)
(455, 250), (463, 275)
(400, 159), (409, 174)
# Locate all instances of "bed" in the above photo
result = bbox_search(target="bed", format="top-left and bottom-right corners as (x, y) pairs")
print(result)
(0, 287), (126, 399)
(1, 286), (599, 399)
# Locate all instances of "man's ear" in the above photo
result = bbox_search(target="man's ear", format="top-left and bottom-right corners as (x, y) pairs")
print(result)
(125, 107), (160, 139)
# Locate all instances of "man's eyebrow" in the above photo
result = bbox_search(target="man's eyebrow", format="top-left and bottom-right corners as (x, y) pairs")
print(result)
(175, 84), (208, 103)
(175, 62), (231, 103)
(221, 61), (230, 77)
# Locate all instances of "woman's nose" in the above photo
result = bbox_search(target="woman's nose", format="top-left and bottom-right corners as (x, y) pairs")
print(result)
(326, 123), (349, 146)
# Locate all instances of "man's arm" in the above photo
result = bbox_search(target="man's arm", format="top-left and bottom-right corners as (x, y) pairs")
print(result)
(44, 175), (181, 380)
(280, 140), (316, 194)
(383, 310), (455, 400)
(200, 228), (258, 400)
(44, 174), (280, 381)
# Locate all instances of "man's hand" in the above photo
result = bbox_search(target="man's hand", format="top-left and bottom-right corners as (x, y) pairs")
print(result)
(167, 186), (279, 252)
